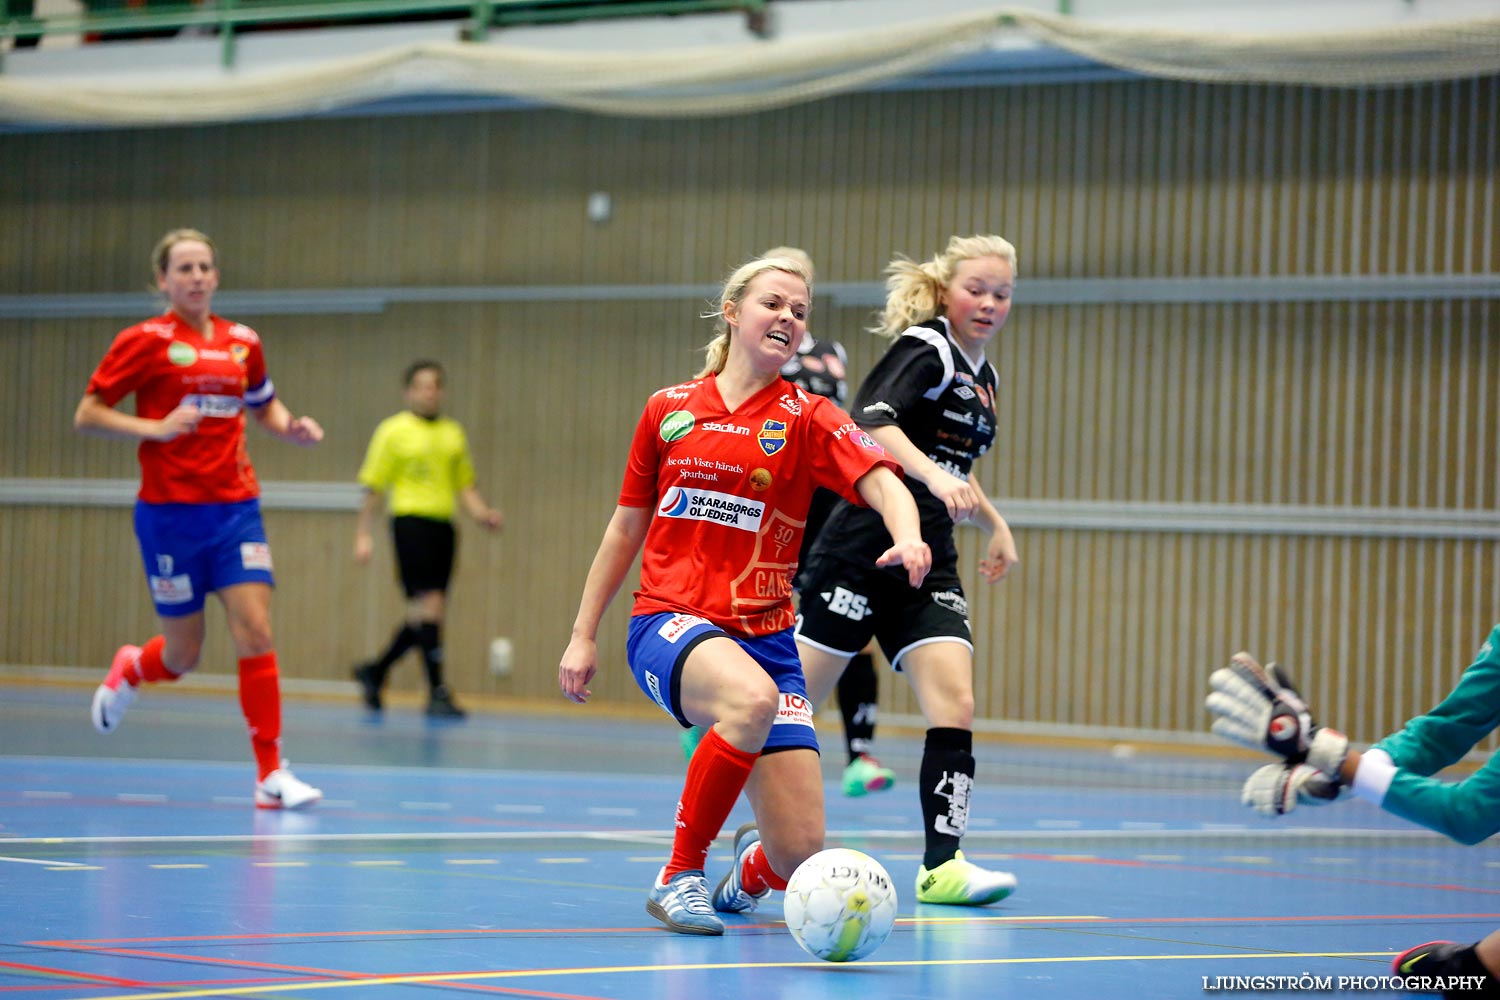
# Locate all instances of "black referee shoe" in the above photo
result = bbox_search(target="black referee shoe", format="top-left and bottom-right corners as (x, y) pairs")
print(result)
(426, 686), (466, 719)
(351, 662), (383, 712)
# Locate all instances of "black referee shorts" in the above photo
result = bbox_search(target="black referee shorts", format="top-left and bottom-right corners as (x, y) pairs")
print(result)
(391, 515), (456, 597)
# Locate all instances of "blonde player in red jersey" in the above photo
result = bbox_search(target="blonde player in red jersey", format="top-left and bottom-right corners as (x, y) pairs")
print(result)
(558, 255), (931, 935)
(74, 228), (324, 810)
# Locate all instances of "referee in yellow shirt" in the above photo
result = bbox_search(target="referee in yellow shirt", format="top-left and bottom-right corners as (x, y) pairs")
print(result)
(353, 360), (503, 718)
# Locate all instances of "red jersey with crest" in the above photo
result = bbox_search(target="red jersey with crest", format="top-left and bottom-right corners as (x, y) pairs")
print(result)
(86, 312), (274, 504)
(619, 373), (899, 637)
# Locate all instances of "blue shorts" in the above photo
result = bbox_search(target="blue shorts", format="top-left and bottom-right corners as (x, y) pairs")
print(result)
(133, 499), (275, 617)
(626, 612), (819, 754)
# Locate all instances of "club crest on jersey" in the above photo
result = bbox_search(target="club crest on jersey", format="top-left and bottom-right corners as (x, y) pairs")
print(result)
(657, 485), (765, 532)
(230, 343), (250, 365)
(758, 420), (787, 456)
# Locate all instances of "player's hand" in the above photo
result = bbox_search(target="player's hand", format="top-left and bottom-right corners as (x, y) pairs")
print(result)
(1206, 652), (1348, 775)
(480, 509), (505, 532)
(157, 404), (201, 441)
(286, 416), (323, 446)
(559, 636), (597, 705)
(353, 532), (373, 565)
(875, 538), (931, 589)
(1241, 762), (1344, 816)
(979, 525), (1018, 583)
(926, 470), (979, 524)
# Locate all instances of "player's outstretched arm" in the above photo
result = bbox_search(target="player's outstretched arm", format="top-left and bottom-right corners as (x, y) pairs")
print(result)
(559, 504), (650, 705)
(1206, 652), (1349, 777)
(855, 465), (931, 589)
(864, 424), (978, 524)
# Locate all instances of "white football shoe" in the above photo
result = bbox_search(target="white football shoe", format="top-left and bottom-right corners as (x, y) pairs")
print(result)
(254, 761), (323, 810)
(91, 644), (142, 734)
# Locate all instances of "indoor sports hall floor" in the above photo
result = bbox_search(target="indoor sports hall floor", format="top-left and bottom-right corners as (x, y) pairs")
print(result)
(3, 683), (1496, 999)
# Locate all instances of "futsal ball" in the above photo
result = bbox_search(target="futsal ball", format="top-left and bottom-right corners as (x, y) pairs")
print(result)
(782, 848), (897, 962)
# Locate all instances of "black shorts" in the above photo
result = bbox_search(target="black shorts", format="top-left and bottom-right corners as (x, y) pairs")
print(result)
(794, 557), (971, 670)
(391, 515), (456, 597)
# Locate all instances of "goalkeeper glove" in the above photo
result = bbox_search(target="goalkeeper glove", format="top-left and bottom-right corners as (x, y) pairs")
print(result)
(1242, 762), (1345, 817)
(1206, 651), (1349, 776)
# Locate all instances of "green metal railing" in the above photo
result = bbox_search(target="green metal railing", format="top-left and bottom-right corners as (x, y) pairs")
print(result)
(1, 0), (766, 69)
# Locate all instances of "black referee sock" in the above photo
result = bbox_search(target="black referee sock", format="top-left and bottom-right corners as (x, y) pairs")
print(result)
(416, 622), (445, 691)
(919, 727), (975, 871)
(837, 653), (879, 764)
(373, 624), (420, 679)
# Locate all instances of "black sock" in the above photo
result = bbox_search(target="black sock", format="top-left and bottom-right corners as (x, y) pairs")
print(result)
(416, 622), (444, 691)
(837, 653), (878, 764)
(919, 727), (974, 871)
(372, 624), (419, 681)
(1453, 945), (1499, 994)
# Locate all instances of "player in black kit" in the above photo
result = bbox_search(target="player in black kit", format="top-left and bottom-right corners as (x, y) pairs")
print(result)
(795, 234), (1021, 907)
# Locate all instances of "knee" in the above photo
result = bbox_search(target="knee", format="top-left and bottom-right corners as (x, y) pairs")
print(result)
(713, 680), (780, 749)
(232, 620), (275, 658)
(733, 681), (780, 733)
(762, 817), (825, 880)
(930, 691), (975, 730)
(162, 638), (202, 674)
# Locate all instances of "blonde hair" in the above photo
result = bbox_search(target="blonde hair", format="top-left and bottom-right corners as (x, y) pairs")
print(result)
(872, 234), (1017, 338)
(152, 228), (217, 276)
(759, 246), (815, 284)
(696, 255), (813, 378)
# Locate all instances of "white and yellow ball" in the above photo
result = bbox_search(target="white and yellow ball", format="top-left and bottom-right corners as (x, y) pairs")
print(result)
(783, 848), (897, 962)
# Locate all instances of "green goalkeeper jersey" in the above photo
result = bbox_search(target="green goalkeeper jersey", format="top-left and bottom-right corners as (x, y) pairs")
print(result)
(1368, 623), (1500, 845)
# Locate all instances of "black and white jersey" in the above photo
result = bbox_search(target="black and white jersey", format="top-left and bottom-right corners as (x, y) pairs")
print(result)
(781, 333), (851, 574)
(811, 316), (999, 570)
(780, 334), (848, 407)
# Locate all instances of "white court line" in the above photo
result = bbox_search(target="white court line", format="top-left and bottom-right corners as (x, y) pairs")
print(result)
(116, 793), (167, 802)
(0, 826), (1458, 847)
(0, 855), (88, 867)
(492, 804), (544, 814)
(21, 790), (73, 799)
(399, 802), (453, 811)
(586, 807), (639, 816)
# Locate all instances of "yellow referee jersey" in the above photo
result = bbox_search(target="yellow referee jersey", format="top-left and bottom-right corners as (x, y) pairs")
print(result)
(357, 411), (476, 520)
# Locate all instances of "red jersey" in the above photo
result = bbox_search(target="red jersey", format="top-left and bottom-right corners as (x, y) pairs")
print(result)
(86, 312), (273, 505)
(620, 374), (899, 637)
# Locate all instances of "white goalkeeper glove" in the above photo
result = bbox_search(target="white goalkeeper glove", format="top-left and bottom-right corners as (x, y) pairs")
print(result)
(1242, 762), (1345, 816)
(1206, 651), (1349, 777)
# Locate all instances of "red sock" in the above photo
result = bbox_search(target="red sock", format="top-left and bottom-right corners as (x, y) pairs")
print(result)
(238, 652), (282, 781)
(665, 727), (757, 878)
(741, 843), (787, 894)
(135, 636), (178, 684)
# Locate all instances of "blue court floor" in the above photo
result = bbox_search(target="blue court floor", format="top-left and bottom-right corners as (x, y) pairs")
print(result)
(2, 683), (1496, 999)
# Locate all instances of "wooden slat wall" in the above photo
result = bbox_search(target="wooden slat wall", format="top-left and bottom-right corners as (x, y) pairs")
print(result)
(1, 75), (1496, 743)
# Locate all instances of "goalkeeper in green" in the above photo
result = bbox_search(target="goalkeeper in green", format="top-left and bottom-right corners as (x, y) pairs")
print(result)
(1206, 635), (1500, 998)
